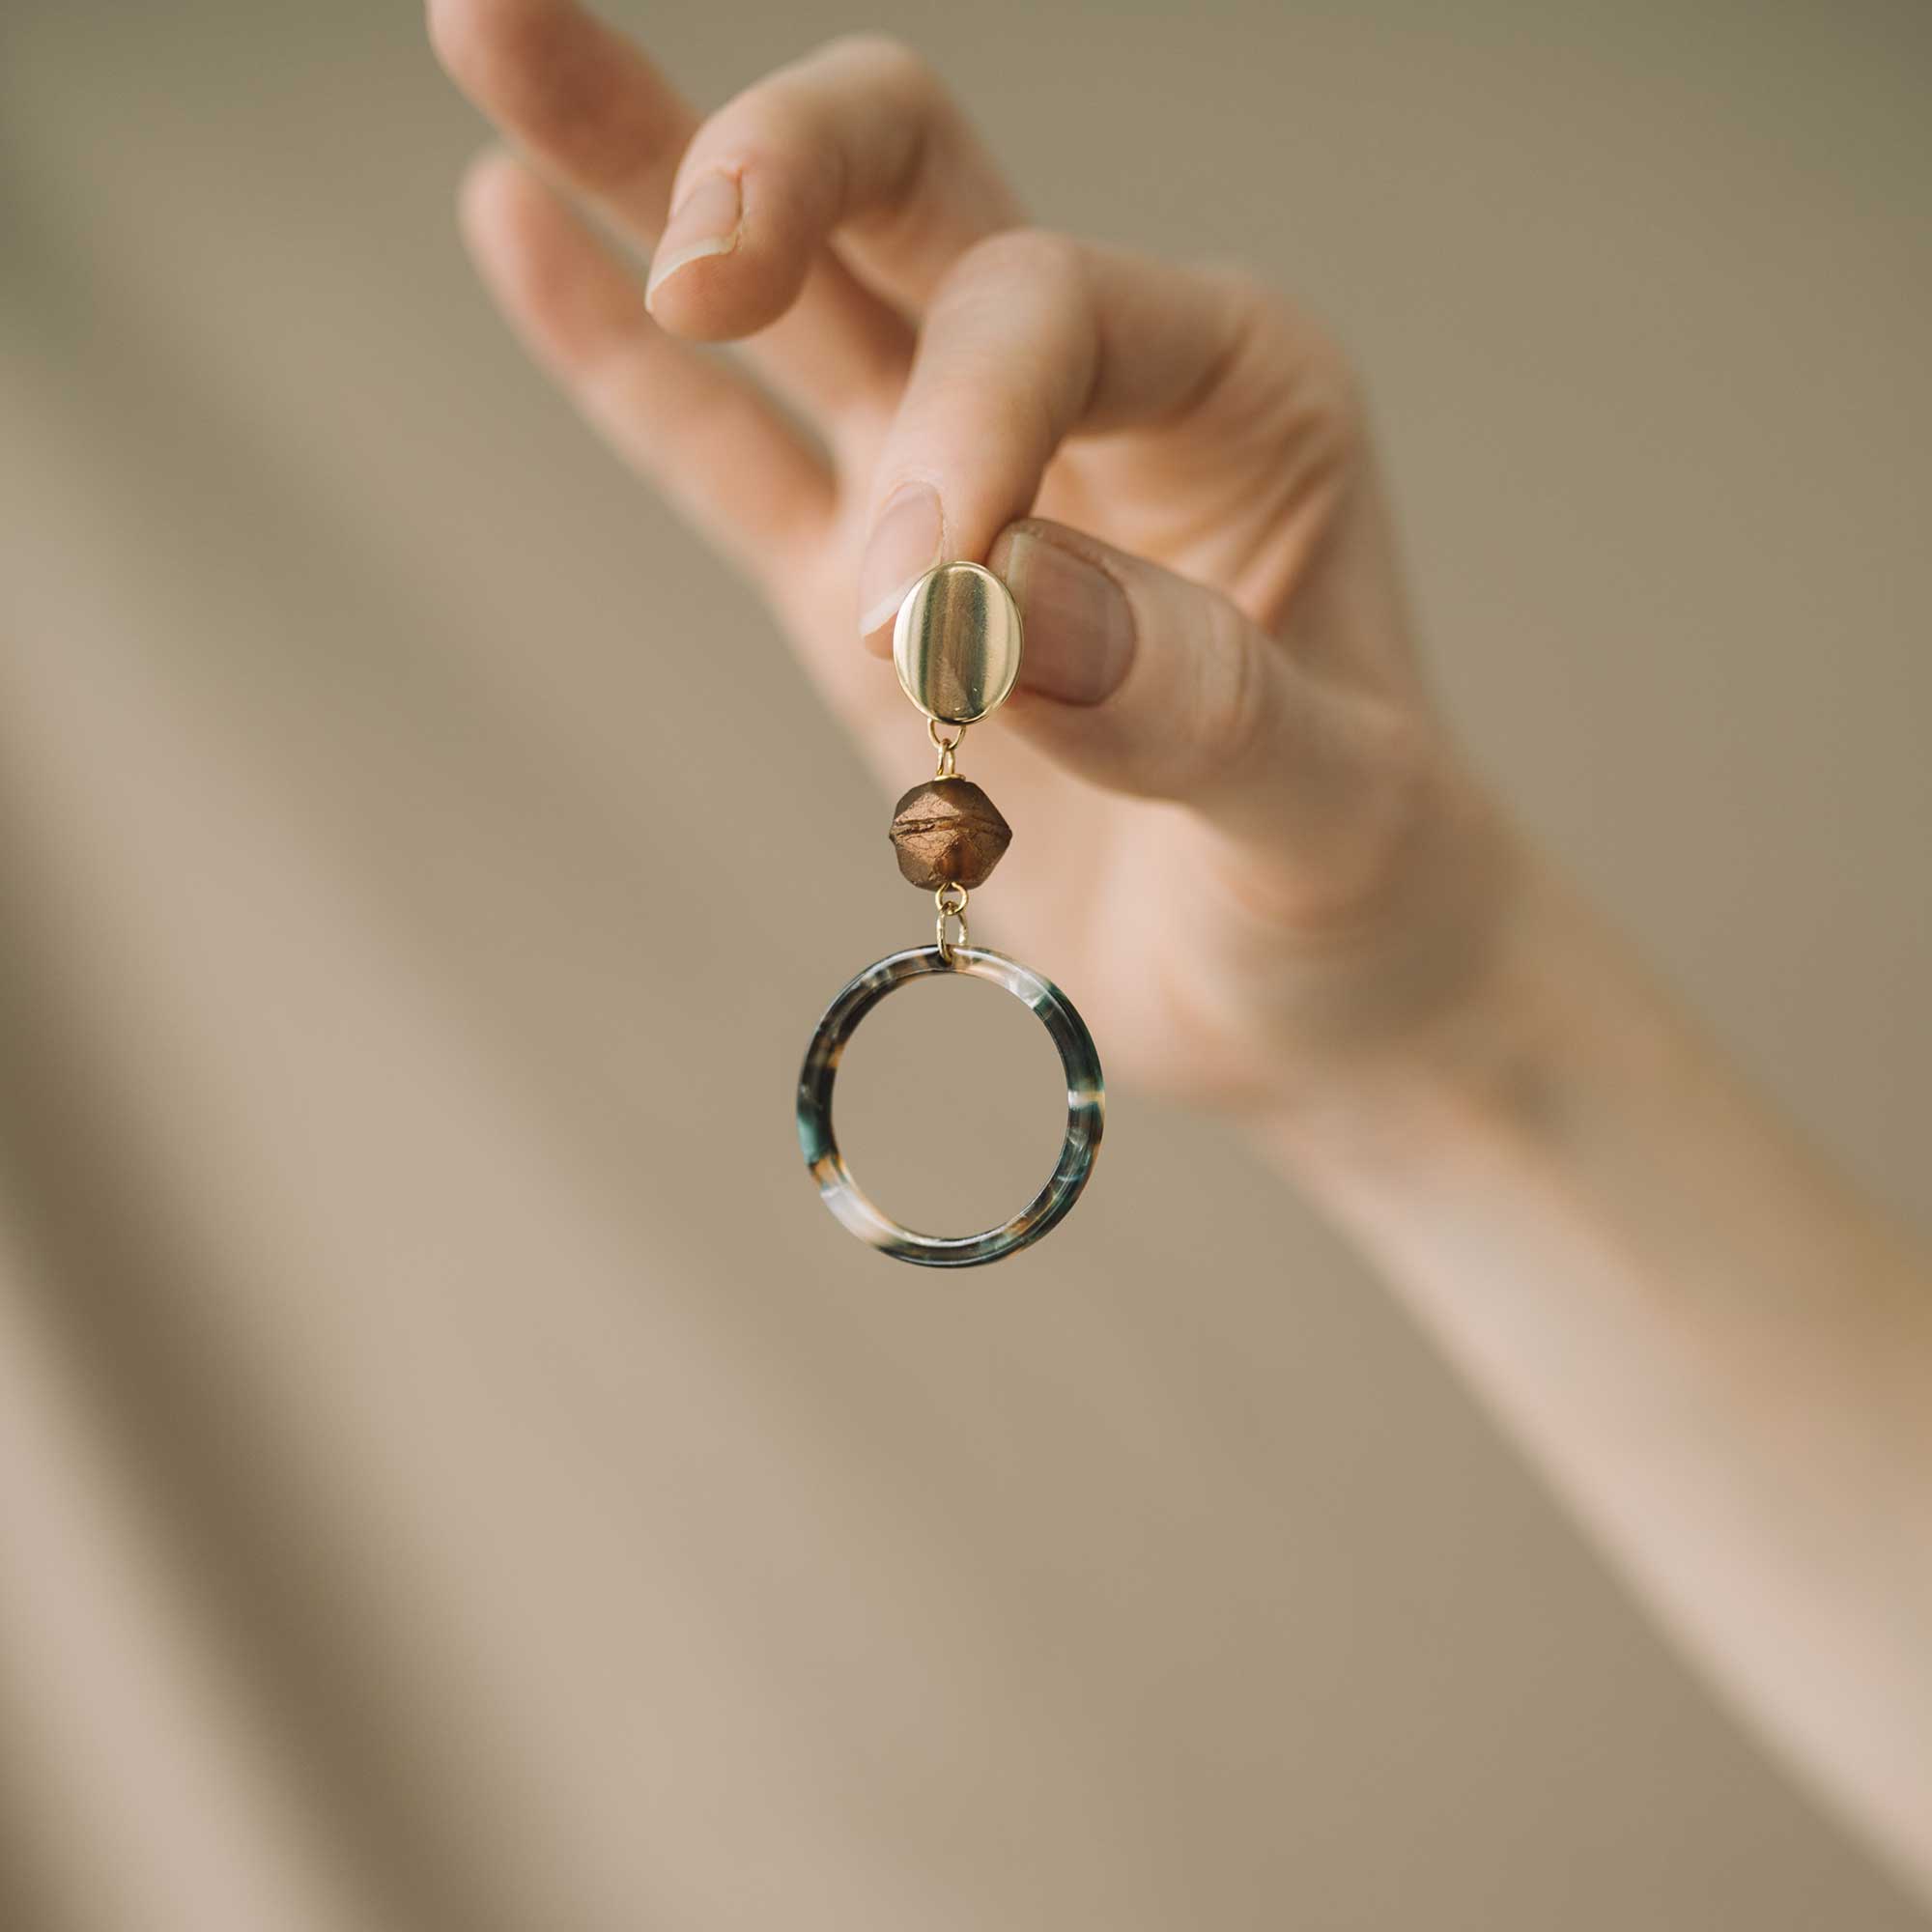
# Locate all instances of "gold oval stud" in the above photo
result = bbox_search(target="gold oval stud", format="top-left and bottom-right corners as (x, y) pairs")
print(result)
(892, 561), (1023, 725)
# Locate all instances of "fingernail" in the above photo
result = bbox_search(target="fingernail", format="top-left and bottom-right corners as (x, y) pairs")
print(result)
(1003, 528), (1136, 703)
(645, 171), (742, 306)
(858, 482), (945, 638)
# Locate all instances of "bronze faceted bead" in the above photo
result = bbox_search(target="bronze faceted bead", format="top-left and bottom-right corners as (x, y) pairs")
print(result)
(889, 778), (1012, 890)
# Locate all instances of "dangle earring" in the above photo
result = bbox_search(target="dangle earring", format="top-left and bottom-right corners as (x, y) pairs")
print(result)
(796, 562), (1105, 1267)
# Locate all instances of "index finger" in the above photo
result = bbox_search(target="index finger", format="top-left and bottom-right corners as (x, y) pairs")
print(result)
(854, 236), (1338, 644)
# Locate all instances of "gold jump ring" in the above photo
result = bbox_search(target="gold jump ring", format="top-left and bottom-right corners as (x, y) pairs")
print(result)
(927, 717), (967, 779)
(934, 882), (970, 962)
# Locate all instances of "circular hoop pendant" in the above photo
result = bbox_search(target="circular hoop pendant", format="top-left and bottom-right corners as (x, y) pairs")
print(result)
(797, 946), (1105, 1268)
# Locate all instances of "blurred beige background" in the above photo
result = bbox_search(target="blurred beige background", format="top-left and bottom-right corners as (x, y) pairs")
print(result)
(1, 0), (1928, 1927)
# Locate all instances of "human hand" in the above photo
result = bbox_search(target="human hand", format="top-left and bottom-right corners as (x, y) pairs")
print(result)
(427, 17), (1932, 1886)
(430, 3), (1519, 1113)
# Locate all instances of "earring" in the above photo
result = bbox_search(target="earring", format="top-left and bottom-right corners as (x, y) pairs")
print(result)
(796, 561), (1105, 1267)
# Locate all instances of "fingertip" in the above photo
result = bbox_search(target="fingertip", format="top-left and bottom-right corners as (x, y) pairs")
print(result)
(855, 479), (946, 654)
(456, 150), (651, 376)
(456, 145), (528, 247)
(429, 0), (562, 97)
(984, 519), (1029, 582)
(643, 264), (802, 345)
(424, 0), (478, 78)
(457, 147), (565, 298)
(997, 520), (1137, 707)
(641, 252), (744, 338)
(643, 169), (816, 342)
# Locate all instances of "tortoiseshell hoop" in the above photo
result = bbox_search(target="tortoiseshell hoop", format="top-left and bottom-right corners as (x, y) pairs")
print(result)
(797, 945), (1105, 1267)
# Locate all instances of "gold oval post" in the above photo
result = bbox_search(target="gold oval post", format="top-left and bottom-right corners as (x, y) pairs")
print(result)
(892, 561), (1024, 725)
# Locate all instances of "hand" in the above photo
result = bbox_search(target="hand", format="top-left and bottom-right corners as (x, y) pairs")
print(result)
(429, 3), (1518, 1112)
(430, 10), (1932, 1890)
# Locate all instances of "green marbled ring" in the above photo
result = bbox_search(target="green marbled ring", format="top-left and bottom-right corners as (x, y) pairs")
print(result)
(797, 945), (1105, 1267)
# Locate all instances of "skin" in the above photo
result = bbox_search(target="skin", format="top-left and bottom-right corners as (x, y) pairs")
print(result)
(428, 2), (1932, 1900)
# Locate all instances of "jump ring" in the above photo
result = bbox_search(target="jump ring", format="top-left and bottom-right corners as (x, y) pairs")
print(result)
(936, 906), (970, 961)
(926, 717), (967, 778)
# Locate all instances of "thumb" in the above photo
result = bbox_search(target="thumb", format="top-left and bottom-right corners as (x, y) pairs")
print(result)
(989, 518), (1418, 904)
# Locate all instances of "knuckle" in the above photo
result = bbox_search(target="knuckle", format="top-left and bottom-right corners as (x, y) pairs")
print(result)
(708, 38), (946, 218)
(703, 63), (810, 153)
(1213, 614), (1275, 773)
(1199, 270), (1370, 466)
(820, 32), (937, 99)
(1296, 322), (1371, 451)
(953, 226), (1085, 301)
(1277, 317), (1370, 468)
(1193, 598), (1276, 782)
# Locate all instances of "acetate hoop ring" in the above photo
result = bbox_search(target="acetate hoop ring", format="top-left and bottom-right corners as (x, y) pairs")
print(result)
(797, 946), (1105, 1268)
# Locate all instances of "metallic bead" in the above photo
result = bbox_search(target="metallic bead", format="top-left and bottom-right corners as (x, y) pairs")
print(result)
(889, 778), (1012, 890)
(892, 560), (1024, 724)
